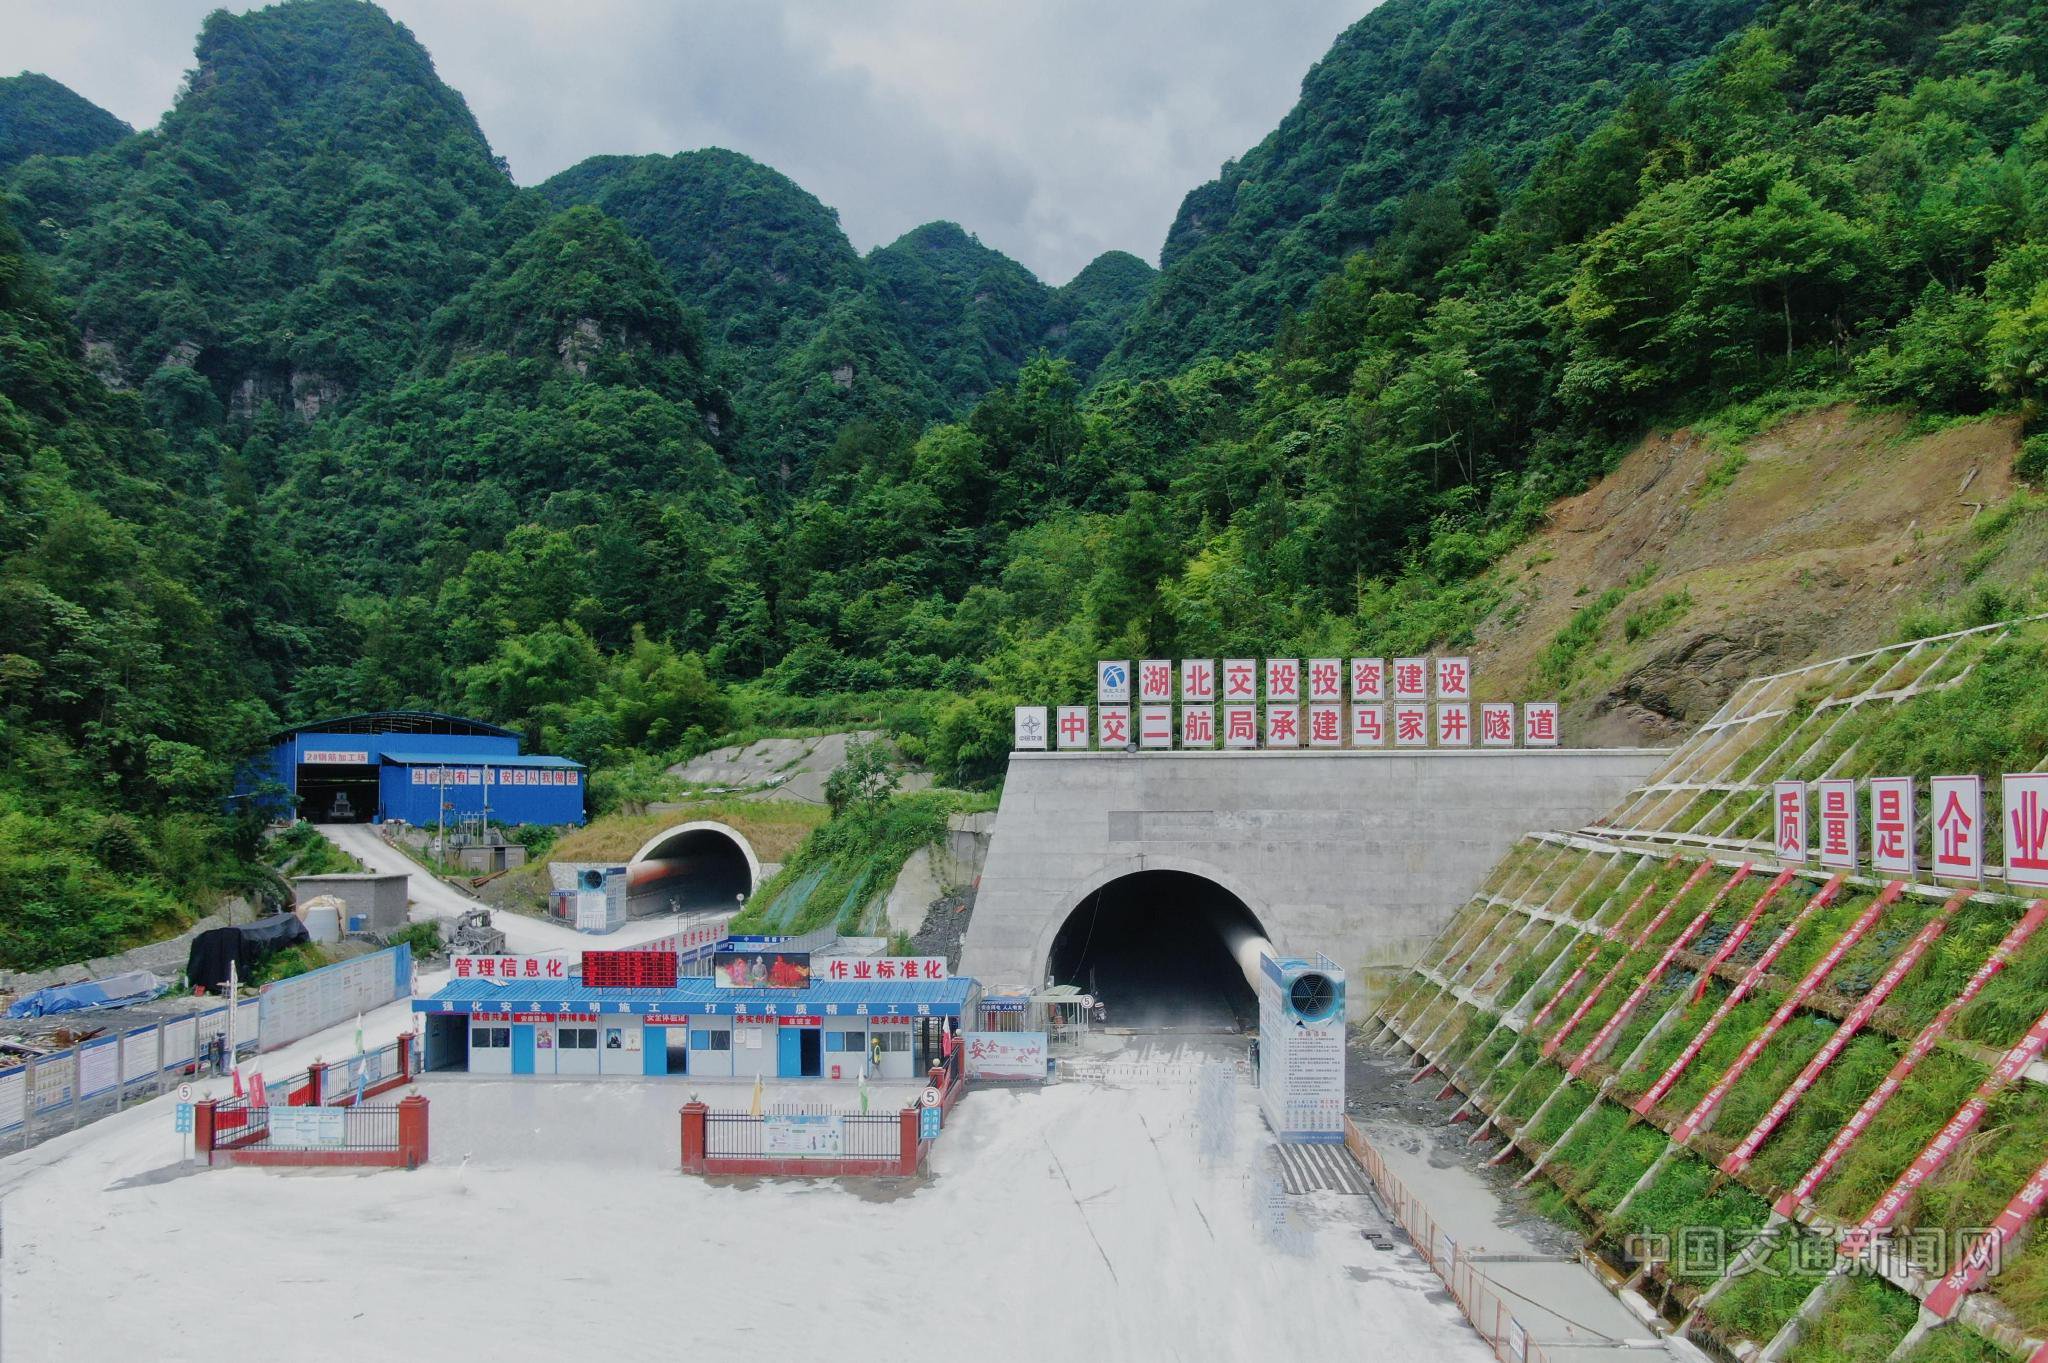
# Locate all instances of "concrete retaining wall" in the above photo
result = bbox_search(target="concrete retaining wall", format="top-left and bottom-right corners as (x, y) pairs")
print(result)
(959, 748), (1665, 990)
(292, 873), (410, 931)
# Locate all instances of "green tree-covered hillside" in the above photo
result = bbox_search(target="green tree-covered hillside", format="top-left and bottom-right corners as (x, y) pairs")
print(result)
(0, 73), (131, 173)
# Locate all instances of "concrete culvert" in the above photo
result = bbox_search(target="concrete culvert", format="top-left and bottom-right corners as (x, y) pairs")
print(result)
(1045, 870), (1266, 1030)
(625, 821), (760, 918)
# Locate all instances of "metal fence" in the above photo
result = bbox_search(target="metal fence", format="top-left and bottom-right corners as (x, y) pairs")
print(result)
(322, 1039), (403, 1105)
(703, 1111), (902, 1159)
(1347, 1120), (1550, 1363)
(0, 998), (261, 1152)
(258, 944), (412, 1051)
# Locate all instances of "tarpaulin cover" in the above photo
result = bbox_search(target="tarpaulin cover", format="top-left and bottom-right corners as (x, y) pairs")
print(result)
(5, 970), (168, 1018)
(185, 916), (310, 994)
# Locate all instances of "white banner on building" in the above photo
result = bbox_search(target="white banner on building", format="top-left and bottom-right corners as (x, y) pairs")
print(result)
(963, 1031), (1048, 1080)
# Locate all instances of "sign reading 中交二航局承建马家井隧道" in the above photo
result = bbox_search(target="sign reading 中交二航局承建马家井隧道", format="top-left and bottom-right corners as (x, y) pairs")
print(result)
(1013, 659), (1557, 751)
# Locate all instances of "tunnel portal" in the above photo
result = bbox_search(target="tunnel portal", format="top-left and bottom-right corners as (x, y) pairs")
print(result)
(1045, 870), (1265, 1030)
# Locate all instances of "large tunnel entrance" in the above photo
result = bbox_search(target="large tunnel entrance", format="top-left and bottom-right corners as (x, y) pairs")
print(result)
(1046, 871), (1263, 1031)
(625, 822), (759, 919)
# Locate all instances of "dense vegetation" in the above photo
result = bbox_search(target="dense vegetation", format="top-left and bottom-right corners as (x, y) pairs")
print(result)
(0, 72), (131, 172)
(4, 0), (2048, 965)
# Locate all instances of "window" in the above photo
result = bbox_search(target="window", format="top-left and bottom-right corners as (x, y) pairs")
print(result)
(874, 1031), (910, 1053)
(559, 1027), (598, 1050)
(828, 1030), (867, 1052)
(690, 1029), (731, 1051)
(470, 1026), (509, 1049)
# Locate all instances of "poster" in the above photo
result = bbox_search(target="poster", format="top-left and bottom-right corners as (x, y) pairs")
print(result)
(963, 1031), (1048, 1080)
(713, 949), (812, 989)
(763, 1113), (845, 1157)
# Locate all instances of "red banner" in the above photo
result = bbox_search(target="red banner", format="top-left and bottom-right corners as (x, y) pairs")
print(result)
(1777, 901), (2048, 1217)
(1693, 868), (1798, 1003)
(1722, 889), (1964, 1174)
(1568, 864), (1752, 1077)
(1847, 1001), (2048, 1250)
(1543, 860), (1715, 1058)
(1634, 874), (1844, 1115)
(1923, 1147), (2048, 1318)
(1525, 859), (1679, 1033)
(1672, 881), (1900, 1144)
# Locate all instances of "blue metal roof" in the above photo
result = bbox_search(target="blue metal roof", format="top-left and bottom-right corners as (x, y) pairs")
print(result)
(379, 752), (584, 768)
(413, 975), (977, 1018)
(269, 711), (517, 742)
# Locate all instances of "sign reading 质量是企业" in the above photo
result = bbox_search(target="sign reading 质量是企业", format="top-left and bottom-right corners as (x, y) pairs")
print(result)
(1014, 657), (1557, 751)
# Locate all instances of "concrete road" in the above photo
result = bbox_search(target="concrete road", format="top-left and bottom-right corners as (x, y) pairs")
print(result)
(312, 823), (678, 956)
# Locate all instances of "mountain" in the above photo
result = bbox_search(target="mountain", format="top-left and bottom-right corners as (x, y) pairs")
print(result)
(1043, 250), (1156, 377)
(1097, 0), (1766, 381)
(862, 221), (1059, 409)
(0, 73), (131, 172)
(8, 0), (512, 405)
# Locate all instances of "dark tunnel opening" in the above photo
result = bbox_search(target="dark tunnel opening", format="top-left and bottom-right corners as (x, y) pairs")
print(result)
(1046, 871), (1262, 1031)
(625, 828), (755, 918)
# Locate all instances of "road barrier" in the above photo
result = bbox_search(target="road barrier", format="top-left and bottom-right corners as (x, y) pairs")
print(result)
(1346, 1118), (1549, 1363)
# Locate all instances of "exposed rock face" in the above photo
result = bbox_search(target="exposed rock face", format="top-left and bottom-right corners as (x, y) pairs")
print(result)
(160, 340), (201, 370)
(290, 370), (343, 420)
(79, 329), (125, 388)
(829, 363), (854, 389)
(229, 373), (289, 421)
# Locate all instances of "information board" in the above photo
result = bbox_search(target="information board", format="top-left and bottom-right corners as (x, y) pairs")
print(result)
(0, 1066), (23, 1132)
(962, 1031), (1047, 1080)
(762, 1113), (844, 1157)
(1256, 954), (1346, 1142)
(582, 950), (678, 989)
(267, 1106), (347, 1148)
(78, 1037), (119, 1098)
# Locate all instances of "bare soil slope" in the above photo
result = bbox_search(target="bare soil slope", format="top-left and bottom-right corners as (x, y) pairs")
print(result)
(1473, 406), (2025, 744)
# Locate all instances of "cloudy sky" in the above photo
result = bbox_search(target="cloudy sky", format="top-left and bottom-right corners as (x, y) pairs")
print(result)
(5, 0), (1371, 283)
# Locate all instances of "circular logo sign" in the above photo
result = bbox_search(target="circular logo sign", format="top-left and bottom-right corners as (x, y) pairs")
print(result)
(178, 1083), (193, 1102)
(920, 1087), (942, 1108)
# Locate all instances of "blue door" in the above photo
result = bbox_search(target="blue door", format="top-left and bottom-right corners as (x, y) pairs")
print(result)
(512, 1025), (536, 1075)
(644, 1026), (669, 1076)
(777, 1026), (802, 1077)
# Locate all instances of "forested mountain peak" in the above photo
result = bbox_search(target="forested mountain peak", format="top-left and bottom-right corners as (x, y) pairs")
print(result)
(1098, 0), (1766, 381)
(0, 73), (131, 173)
(8, 0), (511, 408)
(539, 147), (865, 352)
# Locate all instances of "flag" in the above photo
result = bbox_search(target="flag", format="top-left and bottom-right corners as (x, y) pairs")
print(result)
(859, 1063), (870, 1114)
(353, 1013), (364, 1056)
(249, 1071), (268, 1109)
(941, 1017), (955, 1060)
(231, 1066), (243, 1098)
(748, 1072), (763, 1117)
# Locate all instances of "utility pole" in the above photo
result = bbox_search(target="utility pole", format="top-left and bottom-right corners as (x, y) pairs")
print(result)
(436, 764), (447, 857)
(224, 959), (239, 1076)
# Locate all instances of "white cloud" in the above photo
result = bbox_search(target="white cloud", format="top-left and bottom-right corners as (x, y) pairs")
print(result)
(2, 0), (1370, 282)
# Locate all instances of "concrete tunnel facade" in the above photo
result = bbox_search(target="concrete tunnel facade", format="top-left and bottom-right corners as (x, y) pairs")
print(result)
(625, 820), (762, 918)
(958, 747), (1666, 1006)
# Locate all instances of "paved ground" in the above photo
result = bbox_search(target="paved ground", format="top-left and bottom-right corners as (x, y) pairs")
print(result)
(315, 822), (680, 956)
(0, 1030), (1494, 1363)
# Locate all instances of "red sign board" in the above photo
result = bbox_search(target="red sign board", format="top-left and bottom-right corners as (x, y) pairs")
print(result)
(582, 950), (678, 989)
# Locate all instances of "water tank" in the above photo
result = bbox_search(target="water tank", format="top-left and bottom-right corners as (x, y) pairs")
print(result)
(299, 895), (344, 944)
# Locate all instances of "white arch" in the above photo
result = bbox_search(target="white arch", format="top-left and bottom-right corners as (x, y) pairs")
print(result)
(1027, 853), (1274, 988)
(627, 819), (763, 894)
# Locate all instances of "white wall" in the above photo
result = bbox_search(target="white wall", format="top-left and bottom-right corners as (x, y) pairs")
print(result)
(554, 1023), (599, 1075)
(731, 1024), (775, 1079)
(599, 1021), (642, 1075)
(689, 1025), (733, 1078)
(469, 1022), (511, 1074)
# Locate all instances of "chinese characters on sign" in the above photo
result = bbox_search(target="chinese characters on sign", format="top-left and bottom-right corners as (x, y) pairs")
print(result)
(1817, 778), (1856, 869)
(1753, 773), (2048, 886)
(1932, 776), (1983, 879)
(1775, 781), (1809, 864)
(452, 955), (568, 981)
(817, 956), (948, 982)
(1016, 658), (1561, 751)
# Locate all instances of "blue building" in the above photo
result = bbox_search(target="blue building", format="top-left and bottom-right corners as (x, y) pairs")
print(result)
(415, 974), (979, 1081)
(242, 711), (586, 827)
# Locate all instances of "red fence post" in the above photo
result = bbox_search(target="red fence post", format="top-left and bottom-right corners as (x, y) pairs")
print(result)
(898, 1107), (920, 1175)
(193, 1098), (218, 1167)
(396, 1094), (429, 1170)
(680, 1102), (708, 1174)
(397, 1032), (412, 1081)
(304, 1062), (325, 1107)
